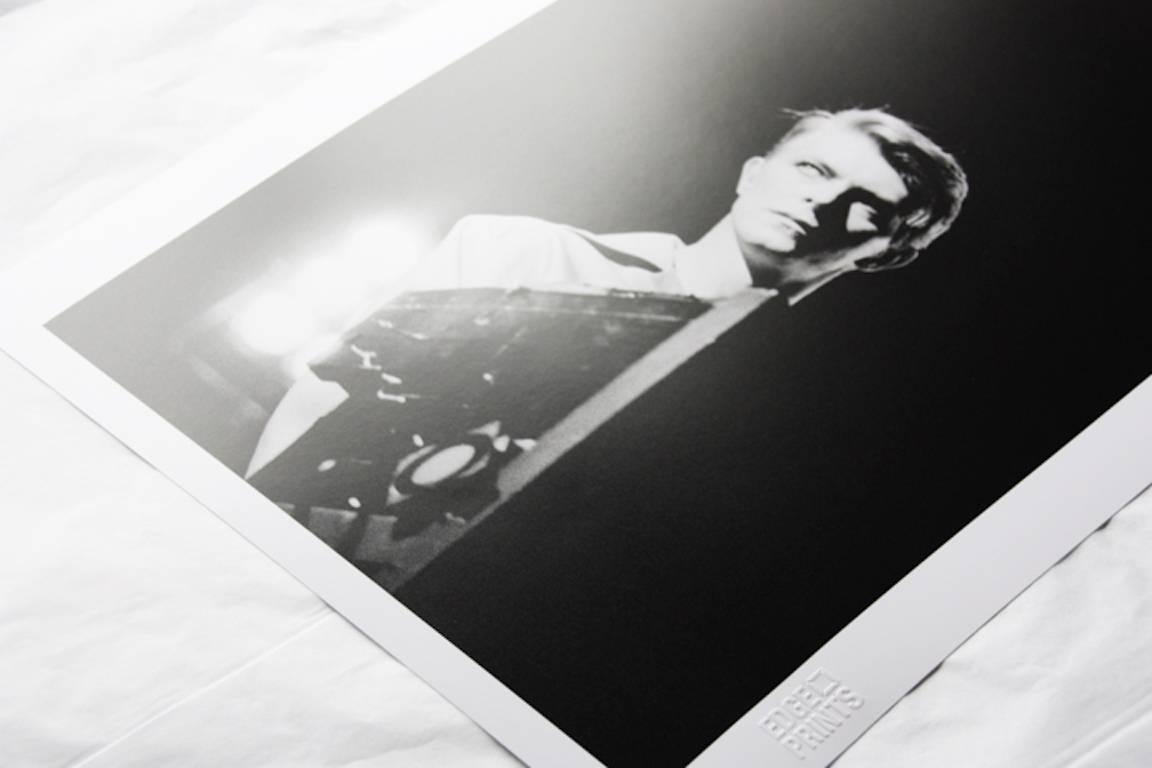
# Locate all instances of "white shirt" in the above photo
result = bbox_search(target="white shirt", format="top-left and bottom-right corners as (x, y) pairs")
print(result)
(409, 214), (751, 297)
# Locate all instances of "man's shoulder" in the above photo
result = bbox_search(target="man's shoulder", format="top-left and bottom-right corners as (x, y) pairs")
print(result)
(438, 215), (582, 272)
(449, 215), (682, 255)
(447, 214), (568, 242)
(430, 214), (690, 293)
(593, 229), (684, 254)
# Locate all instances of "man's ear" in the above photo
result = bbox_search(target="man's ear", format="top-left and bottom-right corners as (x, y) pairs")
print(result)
(855, 247), (920, 273)
(735, 156), (765, 195)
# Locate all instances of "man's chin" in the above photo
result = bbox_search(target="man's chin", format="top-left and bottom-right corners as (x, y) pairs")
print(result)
(751, 235), (797, 256)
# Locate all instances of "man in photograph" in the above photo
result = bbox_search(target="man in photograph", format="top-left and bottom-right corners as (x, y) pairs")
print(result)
(247, 107), (968, 475)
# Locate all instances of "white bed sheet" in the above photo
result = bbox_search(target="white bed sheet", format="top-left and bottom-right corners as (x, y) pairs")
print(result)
(2, 2), (1149, 766)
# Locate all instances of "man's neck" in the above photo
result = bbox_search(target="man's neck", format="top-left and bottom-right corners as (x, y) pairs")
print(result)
(676, 215), (754, 299)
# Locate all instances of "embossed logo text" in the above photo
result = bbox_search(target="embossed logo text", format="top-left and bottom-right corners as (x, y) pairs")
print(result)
(758, 669), (864, 760)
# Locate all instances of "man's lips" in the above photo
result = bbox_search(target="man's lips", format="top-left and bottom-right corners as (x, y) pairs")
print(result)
(769, 210), (811, 237)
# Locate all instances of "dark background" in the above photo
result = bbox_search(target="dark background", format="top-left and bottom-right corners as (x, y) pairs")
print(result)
(51, 0), (1145, 766)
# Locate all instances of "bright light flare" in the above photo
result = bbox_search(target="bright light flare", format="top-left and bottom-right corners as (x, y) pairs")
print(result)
(291, 258), (368, 317)
(230, 215), (436, 359)
(341, 217), (431, 285)
(231, 293), (318, 356)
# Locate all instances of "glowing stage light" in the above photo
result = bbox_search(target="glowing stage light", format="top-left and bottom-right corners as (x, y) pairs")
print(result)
(291, 258), (367, 317)
(231, 293), (318, 356)
(340, 217), (432, 285)
(232, 216), (434, 361)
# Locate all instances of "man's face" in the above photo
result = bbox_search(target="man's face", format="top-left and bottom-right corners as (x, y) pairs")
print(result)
(731, 122), (910, 282)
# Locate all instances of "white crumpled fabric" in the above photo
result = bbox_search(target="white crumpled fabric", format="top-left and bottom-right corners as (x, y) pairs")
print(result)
(1, 2), (1149, 766)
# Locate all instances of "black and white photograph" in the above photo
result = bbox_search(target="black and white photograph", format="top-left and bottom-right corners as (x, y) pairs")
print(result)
(2, 1), (1148, 766)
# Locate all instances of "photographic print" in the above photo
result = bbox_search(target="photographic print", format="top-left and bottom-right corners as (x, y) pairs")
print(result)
(3, 0), (1146, 766)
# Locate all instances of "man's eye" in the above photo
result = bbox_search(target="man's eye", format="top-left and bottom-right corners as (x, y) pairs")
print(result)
(795, 161), (826, 177)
